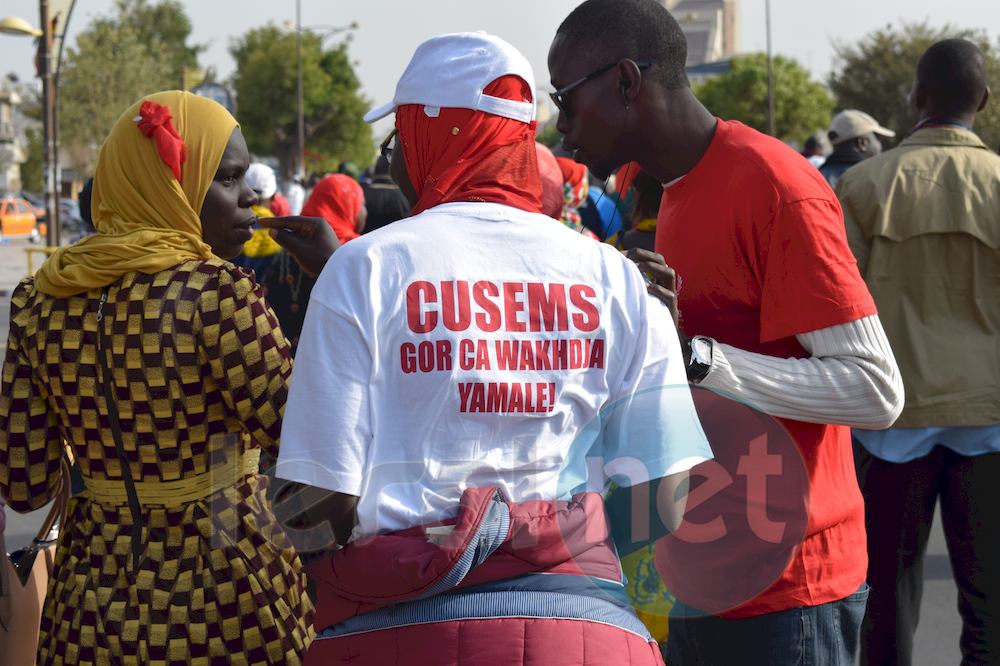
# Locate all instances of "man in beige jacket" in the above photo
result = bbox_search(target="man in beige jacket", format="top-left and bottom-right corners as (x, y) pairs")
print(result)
(837, 38), (1000, 666)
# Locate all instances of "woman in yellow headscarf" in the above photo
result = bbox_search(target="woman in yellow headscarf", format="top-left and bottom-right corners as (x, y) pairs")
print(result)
(0, 91), (328, 664)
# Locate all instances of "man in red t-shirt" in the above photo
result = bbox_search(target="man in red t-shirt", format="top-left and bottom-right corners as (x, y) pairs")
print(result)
(549, 1), (904, 663)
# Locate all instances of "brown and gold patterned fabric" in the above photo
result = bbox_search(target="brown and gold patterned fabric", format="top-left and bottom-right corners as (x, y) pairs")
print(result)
(0, 258), (314, 665)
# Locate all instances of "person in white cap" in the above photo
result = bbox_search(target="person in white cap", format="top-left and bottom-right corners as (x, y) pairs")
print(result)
(274, 31), (711, 665)
(819, 110), (896, 188)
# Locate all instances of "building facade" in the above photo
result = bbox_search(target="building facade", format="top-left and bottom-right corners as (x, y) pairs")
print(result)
(0, 87), (23, 193)
(663, 0), (740, 66)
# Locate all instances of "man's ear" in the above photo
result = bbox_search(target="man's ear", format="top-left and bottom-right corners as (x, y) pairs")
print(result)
(855, 136), (870, 152)
(977, 86), (990, 113)
(616, 59), (644, 105)
(910, 80), (925, 115)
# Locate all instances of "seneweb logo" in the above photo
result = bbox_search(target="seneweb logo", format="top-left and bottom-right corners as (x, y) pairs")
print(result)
(259, 383), (810, 621)
(629, 386), (810, 617)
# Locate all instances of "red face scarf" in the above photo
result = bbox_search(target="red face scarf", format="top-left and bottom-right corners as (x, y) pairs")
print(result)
(302, 174), (365, 244)
(395, 76), (543, 216)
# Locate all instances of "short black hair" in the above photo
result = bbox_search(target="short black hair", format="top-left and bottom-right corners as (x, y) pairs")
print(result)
(556, 0), (689, 90)
(78, 177), (94, 230)
(374, 154), (391, 177)
(916, 39), (988, 116)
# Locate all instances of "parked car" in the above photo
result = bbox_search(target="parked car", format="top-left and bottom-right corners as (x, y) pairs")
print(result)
(0, 196), (43, 243)
(19, 191), (46, 218)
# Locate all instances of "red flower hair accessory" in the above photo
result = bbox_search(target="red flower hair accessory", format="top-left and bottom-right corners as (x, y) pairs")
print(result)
(134, 100), (187, 182)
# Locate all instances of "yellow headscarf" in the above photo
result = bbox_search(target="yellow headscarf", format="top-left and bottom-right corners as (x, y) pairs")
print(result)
(34, 90), (239, 297)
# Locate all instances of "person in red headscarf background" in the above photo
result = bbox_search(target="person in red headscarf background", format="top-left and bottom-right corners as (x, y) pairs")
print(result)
(275, 31), (708, 666)
(300, 174), (367, 244)
(535, 141), (565, 219)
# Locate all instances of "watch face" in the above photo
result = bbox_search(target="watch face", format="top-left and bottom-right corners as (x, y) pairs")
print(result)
(691, 337), (712, 364)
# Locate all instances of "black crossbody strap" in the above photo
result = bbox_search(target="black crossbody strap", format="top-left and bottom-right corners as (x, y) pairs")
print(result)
(95, 289), (143, 573)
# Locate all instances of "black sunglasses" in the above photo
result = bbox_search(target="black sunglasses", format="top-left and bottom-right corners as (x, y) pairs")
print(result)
(380, 128), (398, 162)
(549, 59), (651, 115)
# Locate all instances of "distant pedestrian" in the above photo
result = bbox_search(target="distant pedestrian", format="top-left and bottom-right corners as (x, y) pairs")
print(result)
(232, 162), (283, 278)
(819, 110), (895, 188)
(617, 169), (661, 252)
(301, 174), (367, 244)
(77, 177), (95, 233)
(535, 141), (565, 219)
(360, 155), (410, 234)
(837, 38), (1000, 666)
(802, 130), (831, 168)
(286, 176), (306, 215)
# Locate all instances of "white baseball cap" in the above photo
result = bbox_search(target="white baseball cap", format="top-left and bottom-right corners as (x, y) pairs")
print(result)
(363, 31), (536, 124)
(245, 163), (277, 199)
(828, 110), (896, 145)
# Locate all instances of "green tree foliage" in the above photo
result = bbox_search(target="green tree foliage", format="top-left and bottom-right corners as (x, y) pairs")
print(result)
(231, 25), (372, 180)
(115, 0), (204, 85)
(828, 22), (1000, 150)
(695, 53), (834, 144)
(57, 0), (200, 174)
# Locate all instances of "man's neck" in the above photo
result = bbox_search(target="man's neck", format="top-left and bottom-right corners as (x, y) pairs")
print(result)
(915, 109), (976, 130)
(827, 145), (866, 163)
(637, 89), (717, 183)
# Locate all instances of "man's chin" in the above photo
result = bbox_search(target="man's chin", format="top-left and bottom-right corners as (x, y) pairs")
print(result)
(573, 151), (611, 180)
(577, 151), (626, 182)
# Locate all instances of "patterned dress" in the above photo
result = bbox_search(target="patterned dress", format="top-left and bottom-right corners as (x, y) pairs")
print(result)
(0, 259), (314, 665)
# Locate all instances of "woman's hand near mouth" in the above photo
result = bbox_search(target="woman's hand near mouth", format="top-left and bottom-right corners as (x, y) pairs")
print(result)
(259, 216), (341, 277)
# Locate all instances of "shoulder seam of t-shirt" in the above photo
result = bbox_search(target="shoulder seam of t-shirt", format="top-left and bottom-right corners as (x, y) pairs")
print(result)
(780, 195), (839, 207)
(305, 286), (363, 322)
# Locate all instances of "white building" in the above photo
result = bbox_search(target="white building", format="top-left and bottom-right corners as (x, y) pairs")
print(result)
(0, 87), (23, 193)
(663, 0), (741, 66)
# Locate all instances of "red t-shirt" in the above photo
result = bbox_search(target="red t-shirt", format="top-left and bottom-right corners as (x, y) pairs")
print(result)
(655, 120), (876, 618)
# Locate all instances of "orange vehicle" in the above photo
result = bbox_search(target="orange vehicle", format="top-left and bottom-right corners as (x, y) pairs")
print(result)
(0, 197), (42, 242)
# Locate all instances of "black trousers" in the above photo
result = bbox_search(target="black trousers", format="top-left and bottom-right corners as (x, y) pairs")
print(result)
(856, 444), (1000, 666)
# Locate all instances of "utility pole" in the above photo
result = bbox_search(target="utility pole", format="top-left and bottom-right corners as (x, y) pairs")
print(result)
(765, 0), (775, 137)
(296, 0), (305, 180)
(39, 0), (59, 246)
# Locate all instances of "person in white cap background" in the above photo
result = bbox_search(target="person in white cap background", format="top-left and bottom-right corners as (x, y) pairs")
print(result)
(274, 30), (711, 665)
(818, 109), (896, 188)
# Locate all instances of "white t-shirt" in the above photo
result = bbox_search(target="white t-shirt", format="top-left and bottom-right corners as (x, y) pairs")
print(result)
(276, 202), (712, 539)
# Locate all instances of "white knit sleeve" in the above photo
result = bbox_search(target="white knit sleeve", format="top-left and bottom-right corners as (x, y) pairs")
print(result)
(697, 314), (904, 429)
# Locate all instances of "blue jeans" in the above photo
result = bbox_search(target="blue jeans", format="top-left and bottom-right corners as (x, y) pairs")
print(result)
(664, 584), (870, 665)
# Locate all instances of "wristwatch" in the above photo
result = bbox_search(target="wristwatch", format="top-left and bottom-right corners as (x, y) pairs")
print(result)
(686, 335), (714, 384)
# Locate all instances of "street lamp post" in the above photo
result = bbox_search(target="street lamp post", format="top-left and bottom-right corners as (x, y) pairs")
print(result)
(38, 0), (60, 247)
(288, 7), (358, 181)
(0, 0), (75, 248)
(296, 0), (305, 181)
(765, 0), (776, 137)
